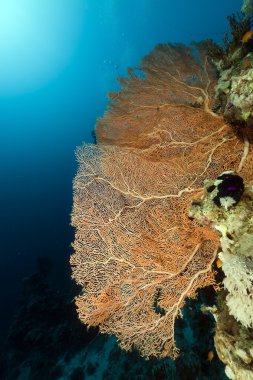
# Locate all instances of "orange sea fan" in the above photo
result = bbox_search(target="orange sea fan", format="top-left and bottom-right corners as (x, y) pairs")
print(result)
(70, 43), (253, 359)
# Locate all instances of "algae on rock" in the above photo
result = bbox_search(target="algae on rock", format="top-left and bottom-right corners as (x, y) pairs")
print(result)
(190, 172), (253, 379)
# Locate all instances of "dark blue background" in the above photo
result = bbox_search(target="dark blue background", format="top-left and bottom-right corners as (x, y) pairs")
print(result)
(0, 0), (242, 342)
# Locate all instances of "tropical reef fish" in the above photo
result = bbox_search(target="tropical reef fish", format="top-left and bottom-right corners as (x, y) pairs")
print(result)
(241, 29), (253, 43)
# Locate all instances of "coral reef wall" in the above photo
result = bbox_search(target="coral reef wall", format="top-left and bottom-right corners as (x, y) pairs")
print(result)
(71, 44), (253, 359)
(190, 173), (253, 379)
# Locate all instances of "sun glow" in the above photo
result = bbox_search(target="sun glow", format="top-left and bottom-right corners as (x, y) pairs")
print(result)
(0, 0), (86, 96)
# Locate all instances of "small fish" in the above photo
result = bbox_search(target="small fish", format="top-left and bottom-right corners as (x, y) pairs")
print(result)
(242, 30), (253, 44)
(207, 350), (214, 362)
(243, 57), (252, 69)
(216, 258), (222, 268)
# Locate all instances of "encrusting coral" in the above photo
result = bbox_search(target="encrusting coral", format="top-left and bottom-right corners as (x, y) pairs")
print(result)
(190, 172), (253, 379)
(198, 7), (253, 127)
(242, 0), (253, 17)
(70, 43), (253, 359)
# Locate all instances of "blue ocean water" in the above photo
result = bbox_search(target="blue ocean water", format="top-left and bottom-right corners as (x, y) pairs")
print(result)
(0, 0), (243, 377)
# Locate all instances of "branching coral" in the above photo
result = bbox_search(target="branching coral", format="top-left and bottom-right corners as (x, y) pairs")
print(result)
(224, 12), (253, 55)
(71, 43), (253, 359)
(195, 9), (253, 127)
(196, 11), (253, 73)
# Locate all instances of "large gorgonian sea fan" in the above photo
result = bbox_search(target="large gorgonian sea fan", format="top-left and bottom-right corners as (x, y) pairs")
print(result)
(70, 44), (252, 359)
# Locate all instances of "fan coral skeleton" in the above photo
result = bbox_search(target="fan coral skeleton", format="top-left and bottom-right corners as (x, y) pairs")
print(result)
(71, 43), (253, 359)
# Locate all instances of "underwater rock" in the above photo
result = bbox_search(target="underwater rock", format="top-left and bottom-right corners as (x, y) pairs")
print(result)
(226, 65), (253, 125)
(214, 294), (253, 380)
(242, 0), (253, 17)
(190, 172), (253, 379)
(214, 53), (253, 126)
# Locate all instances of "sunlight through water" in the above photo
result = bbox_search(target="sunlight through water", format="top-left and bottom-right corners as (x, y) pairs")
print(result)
(0, 0), (86, 96)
